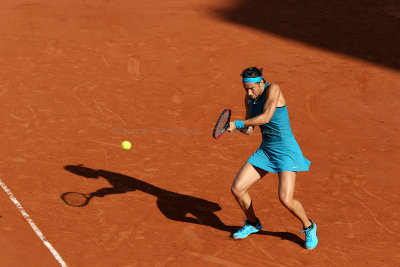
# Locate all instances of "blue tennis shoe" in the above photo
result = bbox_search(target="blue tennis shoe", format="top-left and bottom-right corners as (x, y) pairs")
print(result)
(232, 219), (262, 239)
(300, 220), (318, 249)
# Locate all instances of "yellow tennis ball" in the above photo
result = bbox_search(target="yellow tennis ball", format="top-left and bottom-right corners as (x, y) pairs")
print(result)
(121, 141), (132, 150)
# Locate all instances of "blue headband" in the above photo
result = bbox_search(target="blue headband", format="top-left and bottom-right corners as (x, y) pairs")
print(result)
(242, 77), (262, 83)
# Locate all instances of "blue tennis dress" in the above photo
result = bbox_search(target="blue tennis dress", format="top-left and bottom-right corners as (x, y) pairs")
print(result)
(247, 84), (311, 173)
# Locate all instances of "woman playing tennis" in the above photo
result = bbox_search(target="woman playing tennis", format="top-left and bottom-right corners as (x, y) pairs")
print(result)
(227, 67), (318, 249)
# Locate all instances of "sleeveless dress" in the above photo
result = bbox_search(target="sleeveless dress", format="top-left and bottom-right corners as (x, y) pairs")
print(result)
(247, 84), (311, 173)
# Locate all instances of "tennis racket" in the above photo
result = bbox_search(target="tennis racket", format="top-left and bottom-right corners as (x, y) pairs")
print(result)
(61, 192), (94, 207)
(213, 108), (231, 139)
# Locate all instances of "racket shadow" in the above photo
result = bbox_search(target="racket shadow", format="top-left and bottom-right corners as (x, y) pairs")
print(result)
(63, 164), (304, 247)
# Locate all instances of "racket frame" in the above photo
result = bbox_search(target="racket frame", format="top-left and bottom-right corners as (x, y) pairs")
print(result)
(213, 108), (231, 139)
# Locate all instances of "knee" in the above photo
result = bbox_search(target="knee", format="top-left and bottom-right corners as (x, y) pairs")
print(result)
(279, 194), (293, 208)
(231, 184), (246, 197)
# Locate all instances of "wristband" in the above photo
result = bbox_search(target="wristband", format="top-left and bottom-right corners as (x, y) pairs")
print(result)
(234, 120), (245, 129)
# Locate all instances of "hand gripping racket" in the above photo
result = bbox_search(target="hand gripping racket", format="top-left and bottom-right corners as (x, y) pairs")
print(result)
(213, 108), (231, 139)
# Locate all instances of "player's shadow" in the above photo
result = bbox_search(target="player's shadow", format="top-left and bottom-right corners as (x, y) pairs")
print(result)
(63, 164), (304, 247)
(216, 0), (400, 70)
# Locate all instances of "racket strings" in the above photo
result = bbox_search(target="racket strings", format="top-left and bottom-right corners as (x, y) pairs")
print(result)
(215, 112), (229, 136)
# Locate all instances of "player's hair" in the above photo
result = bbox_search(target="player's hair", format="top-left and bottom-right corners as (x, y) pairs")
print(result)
(240, 67), (266, 83)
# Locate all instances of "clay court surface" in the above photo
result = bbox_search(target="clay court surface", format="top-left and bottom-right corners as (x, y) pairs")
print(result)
(1, 0), (400, 266)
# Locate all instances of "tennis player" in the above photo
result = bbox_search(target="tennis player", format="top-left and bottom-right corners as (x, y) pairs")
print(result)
(226, 67), (318, 249)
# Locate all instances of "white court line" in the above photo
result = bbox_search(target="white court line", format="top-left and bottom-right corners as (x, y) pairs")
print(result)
(0, 178), (67, 267)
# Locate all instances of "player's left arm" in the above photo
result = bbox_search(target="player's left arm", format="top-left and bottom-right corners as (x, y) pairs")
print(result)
(242, 83), (280, 127)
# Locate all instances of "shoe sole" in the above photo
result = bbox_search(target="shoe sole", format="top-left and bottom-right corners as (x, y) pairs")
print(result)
(305, 241), (318, 249)
(231, 227), (262, 239)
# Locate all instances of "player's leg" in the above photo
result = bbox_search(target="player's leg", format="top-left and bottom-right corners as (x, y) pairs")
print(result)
(278, 171), (318, 249)
(231, 162), (267, 223)
(277, 171), (310, 227)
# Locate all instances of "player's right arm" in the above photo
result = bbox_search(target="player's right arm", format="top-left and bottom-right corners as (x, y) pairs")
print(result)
(239, 95), (254, 135)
